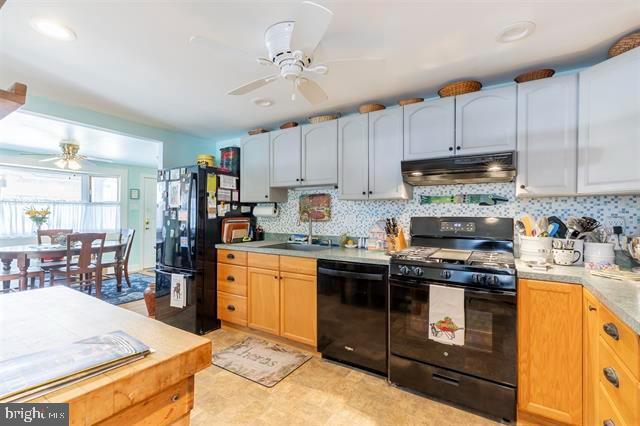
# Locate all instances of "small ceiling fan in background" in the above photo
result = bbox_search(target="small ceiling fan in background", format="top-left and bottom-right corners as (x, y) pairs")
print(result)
(190, 1), (384, 105)
(20, 140), (113, 170)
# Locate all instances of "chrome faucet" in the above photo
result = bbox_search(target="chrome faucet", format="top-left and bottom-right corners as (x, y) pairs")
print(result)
(307, 217), (313, 245)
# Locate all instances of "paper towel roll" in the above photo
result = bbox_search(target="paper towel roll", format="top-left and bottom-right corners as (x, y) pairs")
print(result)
(253, 204), (278, 217)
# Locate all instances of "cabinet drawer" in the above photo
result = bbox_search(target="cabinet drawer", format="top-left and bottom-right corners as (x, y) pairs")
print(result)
(598, 382), (629, 426)
(248, 252), (279, 270)
(218, 249), (247, 266)
(600, 304), (640, 379)
(598, 337), (638, 425)
(280, 255), (317, 276)
(217, 263), (247, 296)
(217, 292), (247, 326)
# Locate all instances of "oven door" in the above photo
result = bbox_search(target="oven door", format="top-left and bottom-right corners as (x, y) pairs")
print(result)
(389, 277), (516, 386)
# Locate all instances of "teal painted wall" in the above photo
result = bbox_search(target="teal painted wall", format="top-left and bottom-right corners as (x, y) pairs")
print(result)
(23, 96), (218, 168)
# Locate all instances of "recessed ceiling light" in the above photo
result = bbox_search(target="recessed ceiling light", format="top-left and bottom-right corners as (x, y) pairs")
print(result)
(30, 18), (77, 41)
(497, 21), (535, 43)
(252, 98), (274, 107)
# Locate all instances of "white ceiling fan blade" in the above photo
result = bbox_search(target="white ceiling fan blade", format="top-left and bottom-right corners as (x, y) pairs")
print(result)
(38, 157), (61, 162)
(227, 74), (280, 96)
(290, 1), (333, 55)
(296, 78), (328, 105)
(85, 156), (114, 163)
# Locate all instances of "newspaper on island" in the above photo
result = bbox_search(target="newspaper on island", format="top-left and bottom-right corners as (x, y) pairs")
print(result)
(0, 330), (151, 402)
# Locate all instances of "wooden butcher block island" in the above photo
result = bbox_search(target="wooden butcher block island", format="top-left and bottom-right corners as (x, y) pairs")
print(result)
(0, 287), (212, 426)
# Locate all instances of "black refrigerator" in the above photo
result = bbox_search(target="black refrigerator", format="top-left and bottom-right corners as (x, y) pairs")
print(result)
(155, 165), (246, 334)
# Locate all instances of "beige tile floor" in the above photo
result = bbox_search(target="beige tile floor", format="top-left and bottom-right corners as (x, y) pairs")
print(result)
(190, 327), (500, 426)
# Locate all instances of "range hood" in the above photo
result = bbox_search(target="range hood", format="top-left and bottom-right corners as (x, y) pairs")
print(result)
(401, 152), (516, 186)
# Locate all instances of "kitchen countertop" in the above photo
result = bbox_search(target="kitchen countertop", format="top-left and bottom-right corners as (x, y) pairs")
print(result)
(216, 241), (640, 334)
(216, 240), (390, 265)
(516, 259), (640, 334)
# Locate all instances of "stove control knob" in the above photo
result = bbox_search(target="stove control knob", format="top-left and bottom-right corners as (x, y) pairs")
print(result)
(472, 274), (485, 284)
(487, 275), (500, 287)
(399, 265), (410, 275)
(439, 270), (451, 280)
(413, 267), (424, 276)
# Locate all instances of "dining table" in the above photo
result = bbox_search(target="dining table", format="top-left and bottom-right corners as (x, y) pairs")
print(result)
(0, 241), (127, 292)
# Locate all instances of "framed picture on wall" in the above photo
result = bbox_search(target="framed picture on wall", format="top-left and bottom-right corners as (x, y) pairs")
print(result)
(129, 188), (140, 200)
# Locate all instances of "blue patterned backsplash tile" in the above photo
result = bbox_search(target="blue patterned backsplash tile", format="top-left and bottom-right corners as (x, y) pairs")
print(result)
(256, 183), (640, 238)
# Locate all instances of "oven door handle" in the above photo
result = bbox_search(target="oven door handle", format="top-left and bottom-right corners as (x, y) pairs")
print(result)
(318, 267), (384, 281)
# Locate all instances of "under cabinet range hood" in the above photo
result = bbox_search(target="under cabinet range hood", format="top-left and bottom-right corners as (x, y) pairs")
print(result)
(401, 152), (516, 186)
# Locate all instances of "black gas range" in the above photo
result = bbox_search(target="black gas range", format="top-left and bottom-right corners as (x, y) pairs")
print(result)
(388, 217), (517, 423)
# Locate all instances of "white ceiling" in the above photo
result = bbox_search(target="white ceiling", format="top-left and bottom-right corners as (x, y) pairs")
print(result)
(1, 1), (639, 141)
(0, 111), (161, 168)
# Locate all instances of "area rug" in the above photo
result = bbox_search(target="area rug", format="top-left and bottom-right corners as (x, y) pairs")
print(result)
(78, 273), (154, 306)
(212, 336), (311, 387)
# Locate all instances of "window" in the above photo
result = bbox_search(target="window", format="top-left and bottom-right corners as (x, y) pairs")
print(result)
(90, 176), (119, 203)
(0, 166), (121, 237)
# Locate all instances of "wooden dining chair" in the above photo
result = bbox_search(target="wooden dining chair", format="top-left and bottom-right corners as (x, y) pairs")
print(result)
(49, 233), (106, 298)
(37, 228), (73, 270)
(0, 253), (46, 292)
(102, 228), (135, 288)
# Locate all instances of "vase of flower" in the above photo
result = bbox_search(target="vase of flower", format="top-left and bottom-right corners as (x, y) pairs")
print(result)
(25, 206), (51, 232)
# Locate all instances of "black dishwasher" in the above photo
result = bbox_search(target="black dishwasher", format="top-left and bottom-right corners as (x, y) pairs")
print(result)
(317, 260), (388, 375)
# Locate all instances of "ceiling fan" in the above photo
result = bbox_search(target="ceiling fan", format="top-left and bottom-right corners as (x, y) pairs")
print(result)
(23, 140), (113, 170)
(190, 1), (382, 105)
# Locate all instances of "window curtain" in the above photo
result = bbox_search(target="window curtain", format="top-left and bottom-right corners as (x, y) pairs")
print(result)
(0, 200), (120, 237)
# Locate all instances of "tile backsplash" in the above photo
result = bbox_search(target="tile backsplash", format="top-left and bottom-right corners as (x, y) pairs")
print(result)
(256, 183), (640, 238)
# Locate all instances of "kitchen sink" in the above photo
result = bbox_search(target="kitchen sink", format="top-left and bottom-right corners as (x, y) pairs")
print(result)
(263, 242), (330, 252)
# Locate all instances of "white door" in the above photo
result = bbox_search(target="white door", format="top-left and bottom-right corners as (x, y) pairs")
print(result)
(270, 126), (302, 187)
(578, 48), (640, 194)
(142, 176), (157, 269)
(301, 120), (338, 186)
(516, 74), (578, 197)
(455, 85), (517, 155)
(368, 107), (411, 200)
(403, 97), (455, 160)
(338, 114), (369, 200)
(241, 133), (273, 202)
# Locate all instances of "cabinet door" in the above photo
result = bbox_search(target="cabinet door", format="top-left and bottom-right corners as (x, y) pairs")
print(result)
(403, 97), (455, 160)
(455, 85), (517, 155)
(583, 288), (599, 426)
(280, 271), (316, 347)
(338, 114), (369, 200)
(518, 279), (583, 425)
(240, 134), (269, 202)
(270, 126), (302, 187)
(247, 267), (280, 335)
(578, 48), (640, 194)
(301, 120), (338, 186)
(517, 74), (578, 197)
(368, 107), (411, 200)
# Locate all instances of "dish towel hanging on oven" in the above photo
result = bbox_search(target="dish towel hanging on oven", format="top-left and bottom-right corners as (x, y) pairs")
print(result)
(428, 284), (465, 346)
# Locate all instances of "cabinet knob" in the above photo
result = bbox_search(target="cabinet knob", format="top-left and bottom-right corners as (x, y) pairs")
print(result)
(300, 178), (304, 182)
(227, 253), (235, 260)
(296, 178), (300, 182)
(456, 146), (461, 151)
(520, 185), (526, 189)
(588, 305), (596, 311)
(449, 147), (453, 151)
(603, 367), (619, 388)
(226, 275), (235, 282)
(603, 323), (619, 340)
(227, 304), (236, 311)
(603, 420), (616, 426)
(171, 393), (180, 402)
(274, 275), (278, 279)
(264, 195), (268, 198)
(362, 191), (366, 195)
(369, 191), (372, 194)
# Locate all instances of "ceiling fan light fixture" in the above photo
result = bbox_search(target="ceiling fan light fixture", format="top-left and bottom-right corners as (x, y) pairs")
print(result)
(497, 21), (535, 43)
(67, 160), (82, 170)
(252, 98), (274, 107)
(54, 159), (68, 169)
(30, 18), (77, 41)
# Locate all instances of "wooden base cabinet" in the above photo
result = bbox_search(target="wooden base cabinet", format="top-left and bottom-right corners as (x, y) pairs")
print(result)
(248, 267), (281, 335)
(518, 279), (583, 425)
(583, 288), (599, 426)
(280, 271), (317, 346)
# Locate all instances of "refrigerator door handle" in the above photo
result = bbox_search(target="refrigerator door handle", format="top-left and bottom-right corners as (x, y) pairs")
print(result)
(186, 173), (195, 268)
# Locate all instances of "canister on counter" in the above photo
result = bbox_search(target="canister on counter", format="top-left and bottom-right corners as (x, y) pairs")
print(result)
(219, 147), (240, 175)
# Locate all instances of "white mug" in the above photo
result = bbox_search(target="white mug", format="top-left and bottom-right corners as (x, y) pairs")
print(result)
(552, 248), (581, 265)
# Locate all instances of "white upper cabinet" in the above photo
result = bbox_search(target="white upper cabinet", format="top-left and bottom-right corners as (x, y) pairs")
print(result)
(270, 126), (302, 187)
(368, 107), (412, 200)
(301, 120), (338, 186)
(240, 133), (287, 203)
(578, 48), (640, 194)
(403, 97), (455, 160)
(455, 85), (517, 155)
(516, 74), (578, 197)
(338, 114), (369, 200)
